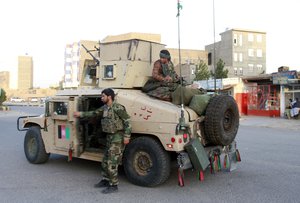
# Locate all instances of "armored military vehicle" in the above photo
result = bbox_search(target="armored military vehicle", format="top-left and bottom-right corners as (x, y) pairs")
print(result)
(18, 39), (240, 187)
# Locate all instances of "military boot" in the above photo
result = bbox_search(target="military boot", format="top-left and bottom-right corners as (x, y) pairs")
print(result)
(94, 180), (109, 188)
(101, 185), (118, 194)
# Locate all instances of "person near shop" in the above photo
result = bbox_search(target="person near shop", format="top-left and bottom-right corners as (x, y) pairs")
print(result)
(290, 98), (300, 118)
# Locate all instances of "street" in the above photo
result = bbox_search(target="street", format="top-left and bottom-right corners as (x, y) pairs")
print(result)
(0, 106), (300, 203)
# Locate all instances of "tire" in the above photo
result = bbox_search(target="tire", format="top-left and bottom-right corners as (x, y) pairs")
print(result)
(24, 126), (50, 164)
(204, 95), (239, 146)
(123, 137), (171, 187)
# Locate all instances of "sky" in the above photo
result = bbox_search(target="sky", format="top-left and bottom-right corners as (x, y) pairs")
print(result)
(0, 0), (299, 88)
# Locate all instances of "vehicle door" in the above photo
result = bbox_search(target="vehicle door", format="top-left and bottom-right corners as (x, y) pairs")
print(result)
(47, 96), (82, 157)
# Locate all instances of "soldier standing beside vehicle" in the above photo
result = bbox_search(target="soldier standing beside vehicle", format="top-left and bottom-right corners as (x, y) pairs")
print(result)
(74, 88), (131, 194)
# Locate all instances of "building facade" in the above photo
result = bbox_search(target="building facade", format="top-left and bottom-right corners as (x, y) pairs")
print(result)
(63, 40), (98, 88)
(18, 55), (33, 90)
(205, 28), (266, 78)
(0, 71), (10, 91)
(167, 49), (208, 83)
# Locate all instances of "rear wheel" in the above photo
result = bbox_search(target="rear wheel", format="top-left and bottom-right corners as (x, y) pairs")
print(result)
(24, 126), (50, 164)
(204, 95), (239, 146)
(123, 137), (171, 187)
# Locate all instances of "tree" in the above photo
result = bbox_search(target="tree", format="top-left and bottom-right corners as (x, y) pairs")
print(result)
(0, 88), (7, 106)
(194, 60), (210, 81)
(211, 59), (228, 79)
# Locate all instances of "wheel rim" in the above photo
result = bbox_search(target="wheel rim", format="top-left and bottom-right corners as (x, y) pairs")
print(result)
(133, 151), (153, 176)
(27, 135), (38, 157)
(223, 109), (234, 131)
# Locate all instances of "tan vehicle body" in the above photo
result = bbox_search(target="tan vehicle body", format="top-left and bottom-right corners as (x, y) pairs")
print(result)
(19, 39), (240, 187)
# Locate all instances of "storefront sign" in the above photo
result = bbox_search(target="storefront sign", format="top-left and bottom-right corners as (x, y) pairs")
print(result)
(194, 79), (223, 90)
(272, 71), (298, 85)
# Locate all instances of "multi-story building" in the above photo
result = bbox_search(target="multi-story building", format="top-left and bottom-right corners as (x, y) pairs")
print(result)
(168, 49), (207, 83)
(205, 28), (266, 77)
(168, 49), (208, 66)
(0, 71), (10, 91)
(63, 40), (98, 88)
(18, 55), (33, 90)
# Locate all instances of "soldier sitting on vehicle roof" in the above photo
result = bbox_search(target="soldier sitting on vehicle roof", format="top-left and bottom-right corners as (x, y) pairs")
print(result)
(142, 49), (180, 101)
(142, 49), (205, 104)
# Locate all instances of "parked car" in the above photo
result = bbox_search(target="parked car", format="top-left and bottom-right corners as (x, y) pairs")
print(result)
(10, 97), (25, 103)
(30, 98), (39, 102)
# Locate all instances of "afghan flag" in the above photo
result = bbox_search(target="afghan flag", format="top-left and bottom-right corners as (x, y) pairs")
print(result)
(177, 0), (183, 17)
(58, 125), (70, 140)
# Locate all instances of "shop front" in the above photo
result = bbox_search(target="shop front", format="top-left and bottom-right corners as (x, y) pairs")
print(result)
(272, 70), (300, 117)
(242, 75), (280, 117)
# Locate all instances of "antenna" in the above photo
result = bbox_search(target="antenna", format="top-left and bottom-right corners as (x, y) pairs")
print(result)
(177, 0), (185, 125)
(213, 0), (217, 92)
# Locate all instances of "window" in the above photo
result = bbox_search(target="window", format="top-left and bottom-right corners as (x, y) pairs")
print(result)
(257, 49), (263, 57)
(208, 53), (212, 65)
(54, 102), (68, 115)
(239, 68), (243, 75)
(103, 65), (115, 79)
(257, 34), (262, 42)
(66, 63), (73, 68)
(239, 34), (243, 46)
(248, 64), (254, 72)
(248, 49), (254, 57)
(66, 58), (72, 63)
(234, 53), (238, 62)
(233, 34), (238, 46)
(65, 53), (72, 58)
(234, 67), (237, 76)
(257, 64), (263, 71)
(239, 53), (243, 62)
(248, 33), (254, 42)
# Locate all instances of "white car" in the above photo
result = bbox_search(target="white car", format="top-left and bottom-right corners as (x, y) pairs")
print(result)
(10, 97), (25, 103)
(30, 98), (39, 102)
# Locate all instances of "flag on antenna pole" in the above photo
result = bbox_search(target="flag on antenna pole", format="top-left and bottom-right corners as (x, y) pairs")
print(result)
(177, 0), (183, 17)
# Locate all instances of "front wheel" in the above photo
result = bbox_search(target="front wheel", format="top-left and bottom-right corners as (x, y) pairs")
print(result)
(123, 137), (171, 187)
(24, 126), (50, 164)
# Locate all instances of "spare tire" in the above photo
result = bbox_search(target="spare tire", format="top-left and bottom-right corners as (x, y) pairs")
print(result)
(204, 95), (239, 146)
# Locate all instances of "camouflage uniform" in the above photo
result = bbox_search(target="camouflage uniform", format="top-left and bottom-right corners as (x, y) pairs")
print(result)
(81, 101), (131, 186)
(146, 60), (179, 101)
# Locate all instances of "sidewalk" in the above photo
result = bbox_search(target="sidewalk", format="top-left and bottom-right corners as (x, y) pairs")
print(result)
(240, 115), (300, 130)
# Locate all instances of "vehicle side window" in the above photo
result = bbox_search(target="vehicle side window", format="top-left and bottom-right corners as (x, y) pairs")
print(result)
(54, 102), (68, 115)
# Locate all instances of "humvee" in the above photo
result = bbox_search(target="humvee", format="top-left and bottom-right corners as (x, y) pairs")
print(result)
(17, 39), (240, 187)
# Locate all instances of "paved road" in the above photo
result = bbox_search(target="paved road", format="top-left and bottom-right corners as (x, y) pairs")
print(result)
(240, 115), (300, 131)
(0, 106), (300, 203)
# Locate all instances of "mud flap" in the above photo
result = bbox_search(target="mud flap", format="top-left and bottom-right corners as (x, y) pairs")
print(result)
(178, 168), (185, 187)
(184, 138), (210, 171)
(222, 141), (240, 172)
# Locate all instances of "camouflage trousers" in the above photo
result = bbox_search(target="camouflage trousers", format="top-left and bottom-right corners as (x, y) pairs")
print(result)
(101, 132), (124, 186)
(147, 82), (179, 101)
